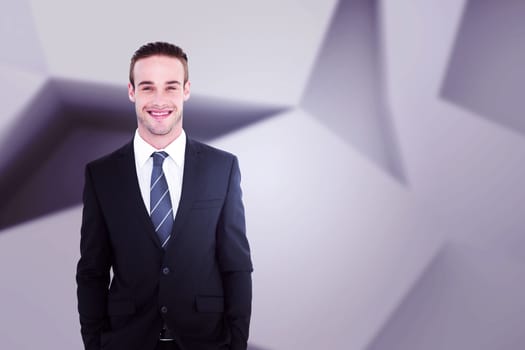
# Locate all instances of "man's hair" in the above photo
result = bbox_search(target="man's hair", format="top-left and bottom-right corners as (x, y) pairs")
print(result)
(129, 41), (189, 87)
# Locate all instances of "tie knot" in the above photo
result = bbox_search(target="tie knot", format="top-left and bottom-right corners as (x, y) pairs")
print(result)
(152, 151), (169, 166)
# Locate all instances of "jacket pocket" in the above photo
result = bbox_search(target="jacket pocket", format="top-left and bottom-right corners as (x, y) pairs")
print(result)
(195, 296), (224, 313)
(107, 300), (136, 316)
(191, 199), (223, 209)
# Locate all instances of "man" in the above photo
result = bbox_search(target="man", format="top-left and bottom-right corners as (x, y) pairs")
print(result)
(76, 42), (253, 350)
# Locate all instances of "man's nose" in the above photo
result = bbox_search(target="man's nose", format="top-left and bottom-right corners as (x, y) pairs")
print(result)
(151, 91), (169, 105)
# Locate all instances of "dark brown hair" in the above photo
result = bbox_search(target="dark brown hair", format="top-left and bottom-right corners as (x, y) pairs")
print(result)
(129, 41), (189, 87)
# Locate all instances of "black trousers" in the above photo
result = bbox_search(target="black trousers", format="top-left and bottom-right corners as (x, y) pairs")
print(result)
(155, 341), (181, 350)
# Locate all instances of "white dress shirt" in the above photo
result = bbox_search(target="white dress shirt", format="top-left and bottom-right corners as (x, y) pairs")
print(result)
(133, 129), (186, 220)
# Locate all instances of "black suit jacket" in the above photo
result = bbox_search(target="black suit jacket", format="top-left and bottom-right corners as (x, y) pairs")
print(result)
(76, 137), (253, 350)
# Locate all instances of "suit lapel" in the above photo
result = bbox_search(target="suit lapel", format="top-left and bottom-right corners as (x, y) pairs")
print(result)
(170, 138), (201, 244)
(111, 137), (201, 251)
(115, 142), (162, 250)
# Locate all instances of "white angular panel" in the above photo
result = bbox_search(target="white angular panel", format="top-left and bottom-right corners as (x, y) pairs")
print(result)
(0, 0), (47, 72)
(29, 0), (337, 105)
(368, 244), (525, 350)
(0, 207), (83, 349)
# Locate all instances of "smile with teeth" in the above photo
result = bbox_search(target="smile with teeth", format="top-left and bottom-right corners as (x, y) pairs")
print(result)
(147, 110), (172, 118)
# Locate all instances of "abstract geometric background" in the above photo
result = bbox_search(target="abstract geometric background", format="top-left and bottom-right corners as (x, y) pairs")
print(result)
(1, 0), (525, 349)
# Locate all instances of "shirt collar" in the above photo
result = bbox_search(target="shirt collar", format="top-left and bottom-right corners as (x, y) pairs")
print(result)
(133, 129), (186, 168)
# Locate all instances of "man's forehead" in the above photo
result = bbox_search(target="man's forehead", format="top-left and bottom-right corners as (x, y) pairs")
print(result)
(134, 58), (184, 79)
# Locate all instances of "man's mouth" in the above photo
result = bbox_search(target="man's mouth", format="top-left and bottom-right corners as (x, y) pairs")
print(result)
(147, 109), (173, 118)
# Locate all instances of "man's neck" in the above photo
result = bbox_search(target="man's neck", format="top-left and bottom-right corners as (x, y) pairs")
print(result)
(138, 128), (182, 150)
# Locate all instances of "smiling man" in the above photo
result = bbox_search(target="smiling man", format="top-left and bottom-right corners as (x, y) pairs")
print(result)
(76, 42), (253, 350)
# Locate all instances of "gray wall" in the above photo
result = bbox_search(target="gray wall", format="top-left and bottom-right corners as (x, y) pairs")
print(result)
(1, 0), (524, 349)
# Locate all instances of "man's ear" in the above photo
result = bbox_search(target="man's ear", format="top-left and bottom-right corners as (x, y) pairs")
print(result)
(128, 83), (136, 102)
(183, 81), (191, 101)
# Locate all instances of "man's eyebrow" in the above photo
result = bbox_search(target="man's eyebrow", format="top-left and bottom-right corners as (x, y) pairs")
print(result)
(137, 80), (182, 87)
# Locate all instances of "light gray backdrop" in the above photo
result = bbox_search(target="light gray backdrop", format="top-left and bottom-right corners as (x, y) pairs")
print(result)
(1, 0), (524, 349)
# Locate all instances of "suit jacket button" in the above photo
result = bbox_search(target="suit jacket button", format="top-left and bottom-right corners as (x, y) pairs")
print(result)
(162, 267), (170, 275)
(161, 306), (168, 314)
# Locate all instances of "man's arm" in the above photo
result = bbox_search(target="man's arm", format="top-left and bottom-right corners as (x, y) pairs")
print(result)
(76, 165), (112, 350)
(217, 156), (253, 350)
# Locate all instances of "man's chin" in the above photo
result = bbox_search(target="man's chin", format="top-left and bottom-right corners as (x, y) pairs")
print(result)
(139, 116), (181, 139)
(148, 128), (172, 136)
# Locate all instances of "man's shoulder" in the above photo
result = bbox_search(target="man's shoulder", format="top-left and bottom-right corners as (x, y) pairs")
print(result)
(86, 140), (133, 169)
(188, 138), (237, 161)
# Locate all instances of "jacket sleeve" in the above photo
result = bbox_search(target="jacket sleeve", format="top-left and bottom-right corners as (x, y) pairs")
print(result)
(217, 156), (253, 350)
(76, 164), (112, 350)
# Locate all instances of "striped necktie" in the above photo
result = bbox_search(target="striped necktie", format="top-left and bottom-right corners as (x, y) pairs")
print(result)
(150, 151), (173, 249)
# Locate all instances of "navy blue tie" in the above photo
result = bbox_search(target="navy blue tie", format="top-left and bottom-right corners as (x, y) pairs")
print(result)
(150, 151), (173, 249)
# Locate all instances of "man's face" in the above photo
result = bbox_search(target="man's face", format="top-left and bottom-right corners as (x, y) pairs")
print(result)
(128, 55), (190, 143)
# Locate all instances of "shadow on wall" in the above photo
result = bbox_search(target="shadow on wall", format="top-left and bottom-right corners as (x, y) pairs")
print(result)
(301, 0), (406, 183)
(248, 345), (272, 350)
(366, 243), (525, 350)
(0, 78), (288, 231)
(441, 0), (525, 136)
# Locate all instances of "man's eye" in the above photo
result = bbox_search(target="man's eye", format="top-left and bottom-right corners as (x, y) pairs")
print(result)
(141, 87), (152, 91)
(167, 86), (177, 91)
